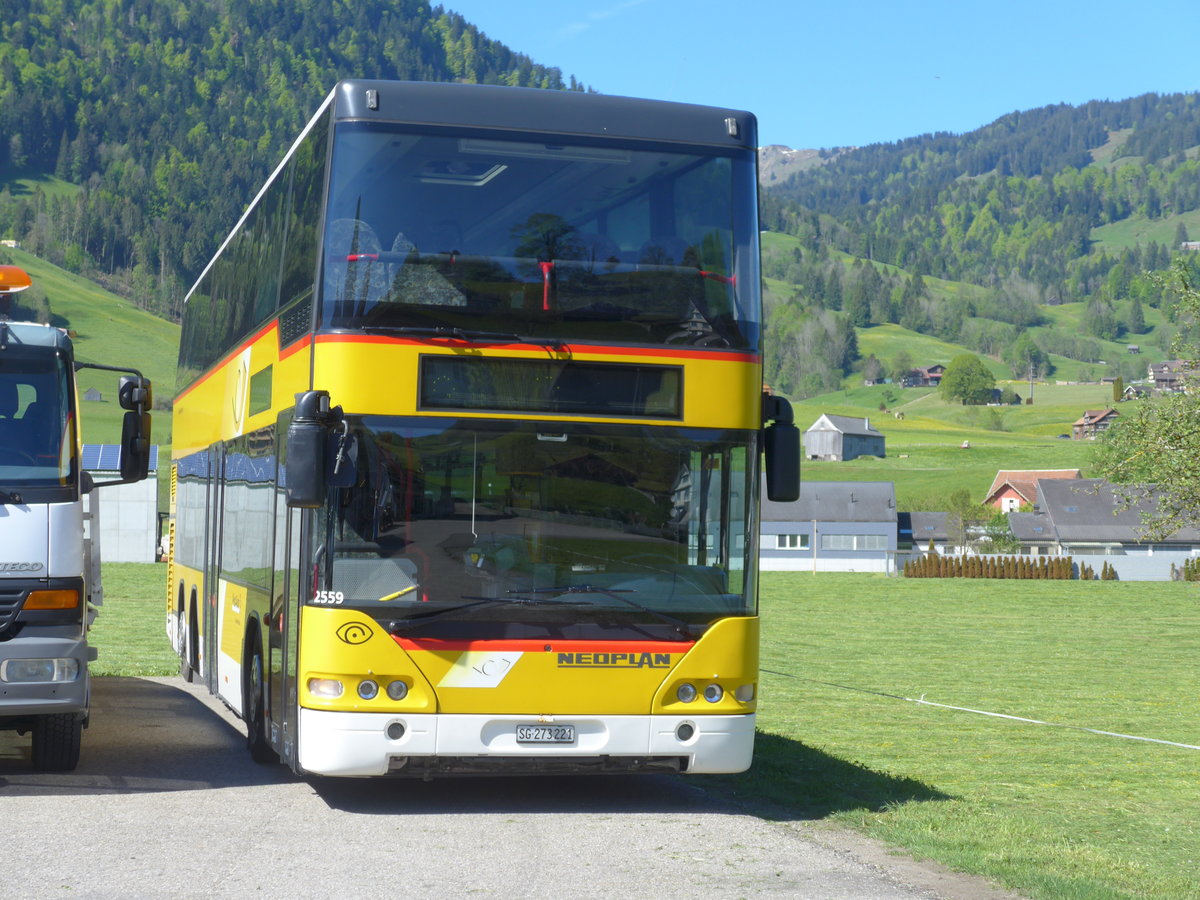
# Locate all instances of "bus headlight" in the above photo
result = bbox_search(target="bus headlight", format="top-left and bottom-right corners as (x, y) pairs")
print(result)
(0, 658), (79, 683)
(386, 680), (409, 701)
(734, 683), (755, 702)
(676, 683), (697, 703)
(703, 683), (724, 703)
(307, 677), (344, 698)
(357, 679), (379, 700)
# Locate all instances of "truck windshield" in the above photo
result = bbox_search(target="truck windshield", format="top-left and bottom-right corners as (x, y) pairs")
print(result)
(310, 417), (759, 642)
(318, 123), (760, 352)
(0, 352), (74, 488)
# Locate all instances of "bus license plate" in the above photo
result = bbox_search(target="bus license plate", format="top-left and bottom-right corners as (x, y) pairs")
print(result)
(516, 724), (575, 744)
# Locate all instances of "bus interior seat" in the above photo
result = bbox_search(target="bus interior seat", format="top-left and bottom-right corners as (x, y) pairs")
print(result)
(324, 218), (390, 315)
(635, 237), (703, 319)
(389, 228), (466, 308)
(577, 233), (621, 272)
(18, 400), (54, 458)
(0, 380), (17, 419)
(638, 237), (692, 267)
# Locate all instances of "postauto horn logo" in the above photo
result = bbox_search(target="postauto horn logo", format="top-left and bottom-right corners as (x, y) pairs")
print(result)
(335, 621), (372, 645)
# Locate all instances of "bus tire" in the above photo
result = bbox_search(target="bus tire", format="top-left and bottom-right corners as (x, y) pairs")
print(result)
(31, 713), (82, 772)
(177, 609), (192, 682)
(244, 635), (277, 764)
(181, 600), (199, 683)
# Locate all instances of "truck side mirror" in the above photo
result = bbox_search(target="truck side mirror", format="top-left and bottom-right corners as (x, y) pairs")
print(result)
(763, 393), (800, 502)
(119, 409), (152, 482)
(118, 376), (152, 483)
(286, 391), (331, 508)
(118, 375), (152, 411)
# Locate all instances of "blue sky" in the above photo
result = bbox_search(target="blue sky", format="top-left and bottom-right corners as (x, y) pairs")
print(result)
(443, 0), (1199, 150)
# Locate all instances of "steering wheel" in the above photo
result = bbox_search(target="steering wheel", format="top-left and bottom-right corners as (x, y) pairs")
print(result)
(0, 447), (37, 466)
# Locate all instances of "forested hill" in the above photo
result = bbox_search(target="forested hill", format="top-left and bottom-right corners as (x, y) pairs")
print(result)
(758, 92), (1200, 398)
(0, 0), (580, 320)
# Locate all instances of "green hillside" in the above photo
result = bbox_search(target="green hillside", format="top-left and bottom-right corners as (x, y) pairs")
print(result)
(0, 0), (580, 321)
(791, 381), (1113, 508)
(1, 247), (179, 448)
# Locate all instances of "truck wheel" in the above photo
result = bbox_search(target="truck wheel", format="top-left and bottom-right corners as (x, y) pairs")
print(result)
(244, 642), (277, 764)
(31, 713), (82, 772)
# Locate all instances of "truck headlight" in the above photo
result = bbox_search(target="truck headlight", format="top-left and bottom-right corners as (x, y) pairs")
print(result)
(24, 589), (80, 610)
(0, 658), (79, 683)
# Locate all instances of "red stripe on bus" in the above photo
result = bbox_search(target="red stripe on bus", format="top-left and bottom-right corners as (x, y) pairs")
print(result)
(175, 318), (287, 403)
(391, 636), (694, 653)
(313, 331), (760, 363)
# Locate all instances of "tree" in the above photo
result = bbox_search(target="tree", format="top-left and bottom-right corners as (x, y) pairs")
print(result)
(1095, 258), (1200, 537)
(945, 488), (987, 555)
(1126, 297), (1146, 335)
(1002, 332), (1049, 379)
(862, 354), (885, 383)
(939, 354), (996, 405)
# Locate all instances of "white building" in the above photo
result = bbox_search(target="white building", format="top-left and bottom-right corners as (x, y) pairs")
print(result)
(82, 445), (160, 563)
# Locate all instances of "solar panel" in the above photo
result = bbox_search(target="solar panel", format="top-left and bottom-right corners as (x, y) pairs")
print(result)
(81, 444), (158, 473)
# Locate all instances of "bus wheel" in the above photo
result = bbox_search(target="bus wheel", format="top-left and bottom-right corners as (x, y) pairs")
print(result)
(181, 604), (199, 683)
(178, 608), (192, 682)
(31, 713), (82, 772)
(244, 640), (278, 764)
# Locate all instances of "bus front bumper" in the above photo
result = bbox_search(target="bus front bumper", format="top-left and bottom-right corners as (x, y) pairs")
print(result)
(297, 709), (755, 777)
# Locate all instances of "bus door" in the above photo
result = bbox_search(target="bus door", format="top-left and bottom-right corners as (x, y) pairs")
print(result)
(269, 503), (303, 768)
(202, 442), (224, 694)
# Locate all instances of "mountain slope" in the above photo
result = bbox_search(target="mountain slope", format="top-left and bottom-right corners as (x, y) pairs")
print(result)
(0, 245), (179, 444)
(759, 93), (1200, 399)
(0, 0), (581, 321)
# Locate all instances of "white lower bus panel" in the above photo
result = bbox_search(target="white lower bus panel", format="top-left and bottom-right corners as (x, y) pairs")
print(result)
(297, 709), (756, 777)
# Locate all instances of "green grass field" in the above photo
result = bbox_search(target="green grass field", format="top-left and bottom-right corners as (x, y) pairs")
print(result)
(722, 573), (1200, 900)
(1090, 208), (1200, 252)
(90, 564), (176, 677)
(93, 564), (1199, 899)
(790, 381), (1107, 505)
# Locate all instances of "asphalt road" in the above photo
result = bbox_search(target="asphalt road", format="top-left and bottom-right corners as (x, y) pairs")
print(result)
(0, 678), (1019, 899)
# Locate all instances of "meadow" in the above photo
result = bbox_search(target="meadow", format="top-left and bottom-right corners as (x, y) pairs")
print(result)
(790, 380), (1110, 507)
(93, 564), (1199, 899)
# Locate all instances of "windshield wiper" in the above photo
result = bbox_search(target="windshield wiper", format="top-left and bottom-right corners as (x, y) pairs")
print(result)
(513, 585), (697, 640)
(0, 488), (23, 504)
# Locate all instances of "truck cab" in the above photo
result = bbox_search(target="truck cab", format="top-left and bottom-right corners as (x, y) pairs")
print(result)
(0, 265), (151, 771)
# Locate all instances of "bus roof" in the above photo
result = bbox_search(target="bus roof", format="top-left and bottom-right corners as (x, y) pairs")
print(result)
(328, 79), (758, 151)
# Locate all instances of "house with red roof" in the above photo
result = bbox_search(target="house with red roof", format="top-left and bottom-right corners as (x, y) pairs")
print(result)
(1071, 408), (1118, 440)
(983, 469), (1082, 512)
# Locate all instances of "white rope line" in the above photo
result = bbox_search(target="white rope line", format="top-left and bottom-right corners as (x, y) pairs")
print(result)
(762, 669), (1200, 751)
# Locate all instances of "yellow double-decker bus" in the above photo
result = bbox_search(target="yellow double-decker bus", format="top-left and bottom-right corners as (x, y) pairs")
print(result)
(168, 80), (798, 777)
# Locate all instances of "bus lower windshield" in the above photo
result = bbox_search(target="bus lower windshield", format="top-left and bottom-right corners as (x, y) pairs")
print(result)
(319, 124), (760, 351)
(0, 352), (73, 490)
(311, 417), (758, 641)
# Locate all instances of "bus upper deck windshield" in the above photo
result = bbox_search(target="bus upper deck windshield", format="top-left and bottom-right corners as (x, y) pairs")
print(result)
(319, 123), (760, 351)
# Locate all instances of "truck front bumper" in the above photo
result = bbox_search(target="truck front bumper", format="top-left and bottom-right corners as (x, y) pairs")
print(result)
(0, 630), (90, 722)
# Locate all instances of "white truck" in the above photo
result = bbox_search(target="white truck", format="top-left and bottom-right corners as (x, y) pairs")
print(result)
(0, 265), (151, 771)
